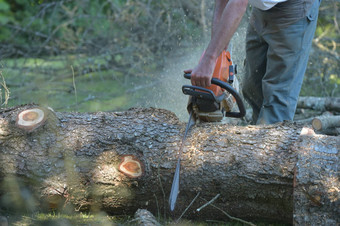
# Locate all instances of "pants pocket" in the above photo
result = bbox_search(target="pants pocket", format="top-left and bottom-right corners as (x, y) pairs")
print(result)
(307, 0), (320, 22)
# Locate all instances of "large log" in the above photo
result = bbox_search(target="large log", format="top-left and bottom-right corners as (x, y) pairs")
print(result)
(0, 104), (339, 225)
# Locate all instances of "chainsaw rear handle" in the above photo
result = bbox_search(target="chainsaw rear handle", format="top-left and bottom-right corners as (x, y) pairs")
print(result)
(182, 85), (227, 103)
(184, 73), (246, 118)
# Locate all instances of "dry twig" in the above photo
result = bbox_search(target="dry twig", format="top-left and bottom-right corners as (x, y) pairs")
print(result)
(0, 70), (10, 106)
(199, 197), (256, 226)
(176, 192), (200, 222)
(196, 194), (220, 212)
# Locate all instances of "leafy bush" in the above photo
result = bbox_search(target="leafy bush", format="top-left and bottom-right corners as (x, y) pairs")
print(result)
(0, 0), (210, 75)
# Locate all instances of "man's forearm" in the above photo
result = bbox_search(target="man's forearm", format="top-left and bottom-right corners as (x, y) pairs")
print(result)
(205, 0), (248, 61)
(212, 0), (228, 38)
(188, 0), (248, 87)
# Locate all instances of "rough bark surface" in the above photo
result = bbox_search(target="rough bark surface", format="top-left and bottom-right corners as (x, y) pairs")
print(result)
(0, 104), (339, 224)
(294, 133), (339, 225)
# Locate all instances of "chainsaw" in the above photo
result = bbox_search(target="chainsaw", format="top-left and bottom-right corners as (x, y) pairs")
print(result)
(184, 50), (246, 122)
(169, 50), (246, 212)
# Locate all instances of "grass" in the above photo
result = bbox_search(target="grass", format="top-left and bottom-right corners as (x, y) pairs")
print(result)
(0, 55), (153, 112)
(0, 211), (290, 226)
(2, 212), (130, 226)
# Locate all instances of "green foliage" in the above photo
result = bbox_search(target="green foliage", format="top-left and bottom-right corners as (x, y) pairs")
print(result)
(0, 0), (205, 75)
(0, 0), (338, 111)
(0, 0), (10, 23)
(301, 1), (340, 97)
(1, 55), (151, 111)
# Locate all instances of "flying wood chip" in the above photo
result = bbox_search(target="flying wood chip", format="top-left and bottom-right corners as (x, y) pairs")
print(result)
(118, 155), (144, 178)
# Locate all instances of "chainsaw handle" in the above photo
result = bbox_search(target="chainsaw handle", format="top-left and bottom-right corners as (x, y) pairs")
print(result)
(182, 85), (227, 103)
(184, 73), (246, 118)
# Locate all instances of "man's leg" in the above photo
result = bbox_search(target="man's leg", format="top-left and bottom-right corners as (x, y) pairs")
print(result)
(256, 1), (320, 124)
(242, 22), (268, 124)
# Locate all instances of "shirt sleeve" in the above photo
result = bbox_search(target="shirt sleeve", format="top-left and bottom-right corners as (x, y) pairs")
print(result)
(248, 0), (287, 10)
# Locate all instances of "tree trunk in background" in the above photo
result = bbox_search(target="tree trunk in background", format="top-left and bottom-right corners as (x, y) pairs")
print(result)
(0, 105), (339, 225)
(298, 96), (340, 112)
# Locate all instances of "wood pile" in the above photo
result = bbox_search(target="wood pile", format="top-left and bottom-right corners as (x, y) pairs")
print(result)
(295, 96), (340, 136)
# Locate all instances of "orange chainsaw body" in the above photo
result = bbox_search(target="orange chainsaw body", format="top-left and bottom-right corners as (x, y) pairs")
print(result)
(207, 50), (233, 96)
(187, 50), (236, 122)
(184, 49), (244, 122)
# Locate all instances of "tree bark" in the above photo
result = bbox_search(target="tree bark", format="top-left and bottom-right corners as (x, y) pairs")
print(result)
(293, 129), (339, 225)
(298, 96), (340, 112)
(0, 104), (339, 225)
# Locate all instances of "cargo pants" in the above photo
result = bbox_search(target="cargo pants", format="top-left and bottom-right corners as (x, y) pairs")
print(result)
(242, 0), (321, 124)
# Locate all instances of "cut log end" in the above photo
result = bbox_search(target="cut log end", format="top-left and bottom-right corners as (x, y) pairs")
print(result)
(15, 108), (47, 132)
(118, 155), (144, 178)
(312, 118), (322, 131)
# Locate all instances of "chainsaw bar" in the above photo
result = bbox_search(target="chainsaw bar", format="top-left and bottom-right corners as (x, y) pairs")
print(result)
(169, 111), (195, 211)
(169, 73), (245, 212)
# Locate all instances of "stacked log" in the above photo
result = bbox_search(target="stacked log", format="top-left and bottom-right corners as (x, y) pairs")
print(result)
(296, 96), (340, 135)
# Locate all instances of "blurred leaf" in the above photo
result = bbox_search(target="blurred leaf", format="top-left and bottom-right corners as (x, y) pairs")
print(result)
(0, 1), (10, 11)
(0, 14), (9, 24)
(114, 55), (122, 63)
(329, 74), (340, 85)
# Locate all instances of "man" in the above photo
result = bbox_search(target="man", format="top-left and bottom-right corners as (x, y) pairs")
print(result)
(185, 0), (321, 124)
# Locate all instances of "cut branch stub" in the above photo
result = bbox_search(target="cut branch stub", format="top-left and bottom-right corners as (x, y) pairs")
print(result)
(16, 108), (48, 132)
(118, 155), (144, 178)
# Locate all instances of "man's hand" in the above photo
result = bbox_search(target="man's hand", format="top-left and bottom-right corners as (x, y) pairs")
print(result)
(184, 54), (216, 87)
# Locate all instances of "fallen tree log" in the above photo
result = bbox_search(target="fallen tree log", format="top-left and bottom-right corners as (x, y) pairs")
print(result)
(312, 115), (340, 131)
(0, 104), (339, 225)
(297, 96), (340, 112)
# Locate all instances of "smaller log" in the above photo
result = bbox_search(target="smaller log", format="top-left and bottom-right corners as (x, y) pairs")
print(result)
(296, 111), (333, 124)
(311, 115), (340, 131)
(319, 127), (340, 136)
(298, 96), (340, 112)
(133, 209), (161, 226)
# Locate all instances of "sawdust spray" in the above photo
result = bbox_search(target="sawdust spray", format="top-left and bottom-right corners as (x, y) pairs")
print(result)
(138, 16), (248, 122)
